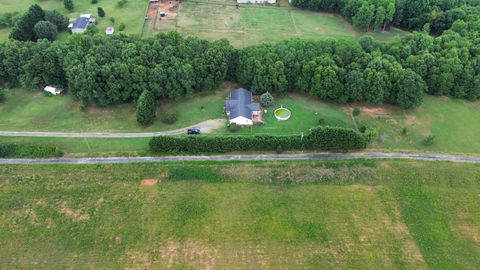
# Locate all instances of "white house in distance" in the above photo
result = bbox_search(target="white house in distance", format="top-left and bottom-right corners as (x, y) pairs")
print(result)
(225, 88), (263, 126)
(237, 0), (276, 3)
(44, 86), (64, 95)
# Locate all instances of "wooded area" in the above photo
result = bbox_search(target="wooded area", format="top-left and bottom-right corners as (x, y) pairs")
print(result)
(1, 1), (480, 109)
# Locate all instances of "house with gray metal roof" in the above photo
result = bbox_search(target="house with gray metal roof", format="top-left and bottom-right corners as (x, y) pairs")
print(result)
(225, 88), (262, 126)
(69, 14), (94, 34)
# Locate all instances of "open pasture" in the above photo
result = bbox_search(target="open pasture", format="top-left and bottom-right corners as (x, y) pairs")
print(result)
(0, 160), (479, 268)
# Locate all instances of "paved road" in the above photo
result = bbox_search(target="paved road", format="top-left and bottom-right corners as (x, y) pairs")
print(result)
(1, 152), (480, 165)
(0, 119), (226, 138)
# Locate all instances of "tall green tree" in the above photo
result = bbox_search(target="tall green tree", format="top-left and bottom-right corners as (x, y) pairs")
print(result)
(9, 4), (45, 41)
(353, 3), (375, 31)
(97, 7), (105, 18)
(33, 21), (58, 41)
(136, 90), (156, 126)
(44, 10), (69, 31)
(64, 0), (74, 11)
(395, 68), (426, 109)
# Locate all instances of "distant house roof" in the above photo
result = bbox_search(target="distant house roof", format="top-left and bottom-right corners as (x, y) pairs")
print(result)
(69, 14), (93, 33)
(226, 88), (260, 120)
(71, 17), (89, 31)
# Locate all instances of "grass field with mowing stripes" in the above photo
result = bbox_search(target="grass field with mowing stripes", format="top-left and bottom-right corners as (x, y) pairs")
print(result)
(0, 160), (479, 268)
(145, 0), (406, 46)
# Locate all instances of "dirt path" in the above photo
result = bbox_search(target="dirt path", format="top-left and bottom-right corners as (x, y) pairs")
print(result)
(0, 119), (226, 138)
(1, 152), (480, 165)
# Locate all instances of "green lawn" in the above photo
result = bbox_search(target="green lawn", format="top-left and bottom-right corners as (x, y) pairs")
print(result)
(0, 85), (229, 132)
(146, 0), (407, 47)
(227, 94), (353, 135)
(356, 96), (480, 154)
(1, 160), (479, 268)
(0, 0), (148, 40)
(2, 89), (480, 155)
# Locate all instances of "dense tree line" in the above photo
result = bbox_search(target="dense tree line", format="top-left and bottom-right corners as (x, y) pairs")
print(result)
(236, 38), (427, 108)
(291, 0), (480, 33)
(1, 13), (480, 108)
(291, 0), (396, 31)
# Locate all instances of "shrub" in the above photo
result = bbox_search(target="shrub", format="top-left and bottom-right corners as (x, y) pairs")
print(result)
(0, 89), (5, 103)
(119, 23), (125, 31)
(150, 126), (369, 153)
(360, 126), (378, 143)
(136, 90), (156, 126)
(64, 0), (74, 11)
(110, 17), (115, 23)
(117, 0), (127, 8)
(305, 126), (367, 150)
(402, 127), (408, 136)
(352, 107), (361, 116)
(0, 143), (63, 158)
(85, 24), (99, 35)
(260, 92), (275, 107)
(229, 123), (240, 132)
(160, 111), (178, 124)
(91, 0), (98, 4)
(97, 7), (105, 18)
(43, 91), (54, 97)
(423, 135), (436, 146)
(318, 118), (325, 125)
(33, 20), (58, 41)
(150, 135), (303, 153)
(276, 145), (283, 154)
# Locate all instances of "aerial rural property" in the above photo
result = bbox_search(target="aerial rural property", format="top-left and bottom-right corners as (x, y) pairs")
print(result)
(1, 0), (480, 269)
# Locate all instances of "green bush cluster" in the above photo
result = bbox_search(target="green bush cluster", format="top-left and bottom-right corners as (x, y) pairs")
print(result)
(0, 143), (63, 158)
(160, 111), (178, 124)
(150, 126), (371, 153)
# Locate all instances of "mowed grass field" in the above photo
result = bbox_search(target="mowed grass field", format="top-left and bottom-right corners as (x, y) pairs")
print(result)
(146, 0), (407, 47)
(356, 96), (480, 154)
(0, 0), (148, 41)
(0, 160), (479, 268)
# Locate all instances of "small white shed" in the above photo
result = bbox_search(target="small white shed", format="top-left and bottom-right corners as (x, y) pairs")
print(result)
(44, 86), (64, 95)
(106, 27), (115, 35)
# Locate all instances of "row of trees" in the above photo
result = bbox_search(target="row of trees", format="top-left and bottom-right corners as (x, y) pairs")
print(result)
(0, 32), (234, 106)
(291, 0), (480, 33)
(1, 20), (480, 109)
(235, 39), (427, 109)
(291, 0), (396, 31)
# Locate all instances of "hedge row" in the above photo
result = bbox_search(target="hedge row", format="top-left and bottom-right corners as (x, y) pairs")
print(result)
(0, 143), (63, 158)
(149, 126), (370, 153)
